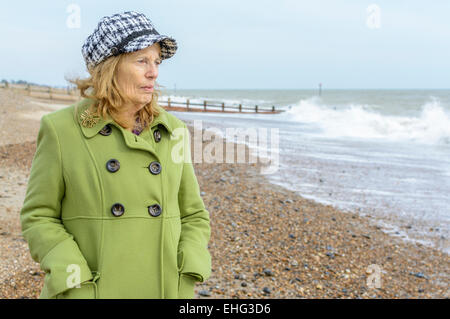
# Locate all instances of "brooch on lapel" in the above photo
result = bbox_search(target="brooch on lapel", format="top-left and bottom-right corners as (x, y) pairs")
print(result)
(80, 109), (100, 128)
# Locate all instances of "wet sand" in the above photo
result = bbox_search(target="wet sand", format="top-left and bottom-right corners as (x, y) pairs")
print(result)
(0, 88), (448, 298)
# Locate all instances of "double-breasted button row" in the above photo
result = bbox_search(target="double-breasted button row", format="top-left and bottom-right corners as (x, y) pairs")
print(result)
(100, 124), (162, 144)
(106, 159), (161, 175)
(148, 161), (162, 175)
(110, 203), (162, 217)
(104, 127), (162, 217)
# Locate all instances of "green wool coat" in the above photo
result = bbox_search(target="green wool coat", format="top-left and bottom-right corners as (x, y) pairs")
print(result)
(20, 98), (211, 299)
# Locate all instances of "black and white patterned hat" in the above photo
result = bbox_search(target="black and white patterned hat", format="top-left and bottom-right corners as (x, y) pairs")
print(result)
(82, 11), (177, 70)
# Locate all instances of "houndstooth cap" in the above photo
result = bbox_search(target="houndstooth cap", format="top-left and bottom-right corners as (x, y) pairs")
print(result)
(81, 11), (177, 71)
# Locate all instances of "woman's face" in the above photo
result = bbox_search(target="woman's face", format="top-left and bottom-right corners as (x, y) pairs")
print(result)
(116, 42), (162, 110)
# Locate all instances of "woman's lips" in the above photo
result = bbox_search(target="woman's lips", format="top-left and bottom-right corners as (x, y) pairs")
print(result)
(141, 86), (154, 92)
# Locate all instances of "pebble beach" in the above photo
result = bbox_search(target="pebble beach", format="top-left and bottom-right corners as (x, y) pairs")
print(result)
(0, 89), (448, 299)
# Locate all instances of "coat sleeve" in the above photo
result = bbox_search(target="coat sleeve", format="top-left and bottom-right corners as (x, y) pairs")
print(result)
(177, 123), (212, 283)
(20, 114), (93, 298)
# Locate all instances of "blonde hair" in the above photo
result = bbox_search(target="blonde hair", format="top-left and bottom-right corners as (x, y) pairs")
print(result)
(69, 53), (161, 130)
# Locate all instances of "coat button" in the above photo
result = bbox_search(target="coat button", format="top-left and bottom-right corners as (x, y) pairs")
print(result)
(106, 159), (120, 173)
(148, 161), (162, 175)
(148, 204), (162, 217)
(111, 203), (125, 217)
(153, 129), (162, 143)
(99, 124), (112, 136)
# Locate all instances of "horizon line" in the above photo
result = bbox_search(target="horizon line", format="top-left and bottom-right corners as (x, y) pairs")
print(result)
(2, 79), (449, 91)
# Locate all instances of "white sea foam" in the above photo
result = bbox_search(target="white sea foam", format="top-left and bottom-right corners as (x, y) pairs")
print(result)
(285, 97), (450, 145)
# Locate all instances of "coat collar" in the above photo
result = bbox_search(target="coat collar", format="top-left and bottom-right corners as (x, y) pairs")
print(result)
(75, 98), (174, 138)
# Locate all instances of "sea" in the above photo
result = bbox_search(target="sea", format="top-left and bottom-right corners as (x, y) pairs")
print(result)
(160, 89), (450, 255)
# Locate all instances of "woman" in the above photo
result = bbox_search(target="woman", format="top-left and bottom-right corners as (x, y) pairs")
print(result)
(20, 11), (211, 299)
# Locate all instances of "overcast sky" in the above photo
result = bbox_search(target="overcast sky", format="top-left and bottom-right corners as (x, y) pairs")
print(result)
(0, 0), (449, 89)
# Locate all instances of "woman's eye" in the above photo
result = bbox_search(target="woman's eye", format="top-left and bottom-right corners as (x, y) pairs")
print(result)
(138, 59), (161, 65)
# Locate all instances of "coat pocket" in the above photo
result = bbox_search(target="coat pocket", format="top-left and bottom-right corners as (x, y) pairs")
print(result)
(176, 251), (197, 299)
(56, 272), (100, 299)
(177, 273), (196, 299)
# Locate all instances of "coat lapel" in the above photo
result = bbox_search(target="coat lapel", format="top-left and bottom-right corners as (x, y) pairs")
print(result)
(75, 98), (114, 138)
(75, 98), (174, 159)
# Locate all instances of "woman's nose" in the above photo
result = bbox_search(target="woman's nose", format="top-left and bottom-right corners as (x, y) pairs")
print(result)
(145, 64), (158, 78)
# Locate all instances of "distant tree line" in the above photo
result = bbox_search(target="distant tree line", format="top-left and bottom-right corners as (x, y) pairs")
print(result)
(1, 79), (49, 87)
(1, 79), (40, 85)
